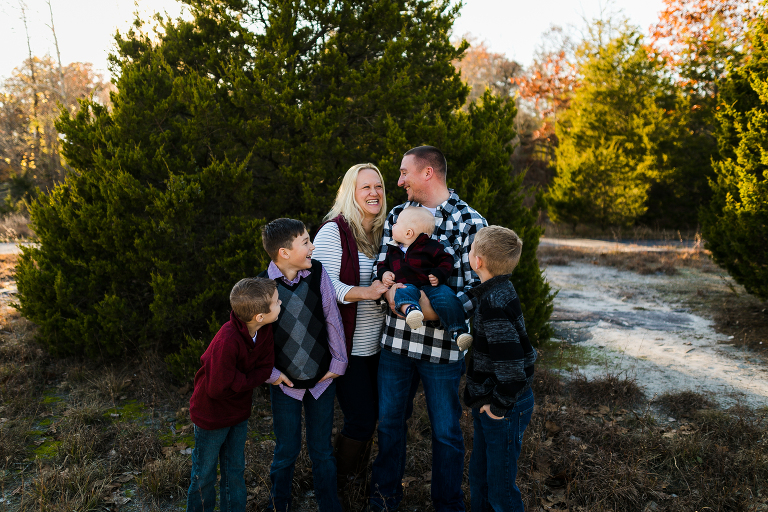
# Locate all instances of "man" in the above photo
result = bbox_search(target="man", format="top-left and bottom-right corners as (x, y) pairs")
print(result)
(369, 146), (487, 512)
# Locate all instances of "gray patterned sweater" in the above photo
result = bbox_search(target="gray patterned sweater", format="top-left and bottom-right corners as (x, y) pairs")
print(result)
(463, 274), (536, 417)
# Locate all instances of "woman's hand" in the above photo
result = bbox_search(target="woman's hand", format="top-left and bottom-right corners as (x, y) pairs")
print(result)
(366, 280), (389, 300)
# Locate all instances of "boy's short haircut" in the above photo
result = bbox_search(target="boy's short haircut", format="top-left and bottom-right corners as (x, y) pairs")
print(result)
(401, 206), (435, 236)
(472, 225), (523, 276)
(261, 218), (307, 261)
(230, 277), (277, 322)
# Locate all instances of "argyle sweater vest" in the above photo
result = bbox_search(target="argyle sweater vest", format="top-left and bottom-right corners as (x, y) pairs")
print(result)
(260, 259), (331, 389)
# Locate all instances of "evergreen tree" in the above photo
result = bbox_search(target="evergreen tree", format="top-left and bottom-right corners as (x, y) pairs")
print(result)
(701, 10), (768, 299)
(547, 28), (680, 229)
(15, 0), (553, 373)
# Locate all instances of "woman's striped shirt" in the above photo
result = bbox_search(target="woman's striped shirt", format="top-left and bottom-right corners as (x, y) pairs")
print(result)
(313, 222), (384, 357)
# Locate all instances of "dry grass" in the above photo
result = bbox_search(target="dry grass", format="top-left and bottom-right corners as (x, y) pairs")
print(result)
(1, 256), (767, 511)
(0, 213), (34, 241)
(537, 245), (720, 275)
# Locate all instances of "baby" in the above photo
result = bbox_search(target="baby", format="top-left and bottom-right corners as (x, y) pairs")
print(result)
(377, 206), (472, 350)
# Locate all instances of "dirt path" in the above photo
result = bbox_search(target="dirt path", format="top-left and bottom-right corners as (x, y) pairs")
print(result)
(0, 242), (33, 254)
(540, 236), (700, 252)
(544, 260), (768, 410)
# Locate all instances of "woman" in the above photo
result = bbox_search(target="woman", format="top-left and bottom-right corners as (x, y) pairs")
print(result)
(312, 163), (389, 487)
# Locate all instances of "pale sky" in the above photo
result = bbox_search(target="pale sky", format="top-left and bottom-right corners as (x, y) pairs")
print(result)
(0, 0), (666, 80)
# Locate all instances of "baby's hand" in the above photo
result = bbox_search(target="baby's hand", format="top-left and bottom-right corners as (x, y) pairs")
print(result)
(428, 274), (439, 287)
(382, 271), (395, 287)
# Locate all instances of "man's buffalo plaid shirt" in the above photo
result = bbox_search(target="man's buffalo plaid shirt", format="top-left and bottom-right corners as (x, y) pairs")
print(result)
(376, 190), (487, 363)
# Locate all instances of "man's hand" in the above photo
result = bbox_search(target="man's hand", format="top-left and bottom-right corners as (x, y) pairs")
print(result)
(385, 283), (406, 317)
(428, 274), (439, 287)
(366, 280), (389, 300)
(272, 372), (294, 387)
(318, 371), (340, 383)
(480, 404), (503, 420)
(381, 271), (396, 287)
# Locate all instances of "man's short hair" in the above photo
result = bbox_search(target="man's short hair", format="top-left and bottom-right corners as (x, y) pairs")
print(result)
(404, 146), (447, 178)
(230, 277), (277, 322)
(261, 218), (306, 261)
(472, 225), (523, 276)
(400, 206), (435, 236)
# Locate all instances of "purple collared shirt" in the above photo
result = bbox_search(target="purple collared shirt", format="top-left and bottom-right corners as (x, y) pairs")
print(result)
(266, 261), (348, 400)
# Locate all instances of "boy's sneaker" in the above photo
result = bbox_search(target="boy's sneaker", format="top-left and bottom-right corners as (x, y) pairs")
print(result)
(404, 305), (424, 330)
(455, 332), (473, 351)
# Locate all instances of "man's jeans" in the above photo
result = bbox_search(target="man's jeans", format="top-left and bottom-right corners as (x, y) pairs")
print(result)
(186, 419), (248, 512)
(268, 382), (342, 512)
(469, 388), (534, 512)
(370, 349), (465, 512)
(394, 283), (468, 334)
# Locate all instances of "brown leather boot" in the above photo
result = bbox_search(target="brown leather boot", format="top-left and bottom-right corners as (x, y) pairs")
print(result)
(334, 434), (372, 488)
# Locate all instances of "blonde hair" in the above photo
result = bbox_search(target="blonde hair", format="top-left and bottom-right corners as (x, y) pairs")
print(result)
(324, 163), (387, 258)
(472, 225), (523, 276)
(399, 207), (435, 236)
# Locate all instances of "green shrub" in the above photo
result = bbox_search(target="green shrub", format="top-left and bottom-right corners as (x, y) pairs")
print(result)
(15, 0), (554, 367)
(701, 13), (768, 300)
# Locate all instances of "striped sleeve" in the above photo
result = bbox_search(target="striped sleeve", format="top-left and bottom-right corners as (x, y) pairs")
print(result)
(313, 222), (355, 305)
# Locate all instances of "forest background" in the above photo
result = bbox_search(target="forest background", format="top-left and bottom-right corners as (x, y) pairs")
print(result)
(0, 0), (766, 373)
(1, 0), (768, 511)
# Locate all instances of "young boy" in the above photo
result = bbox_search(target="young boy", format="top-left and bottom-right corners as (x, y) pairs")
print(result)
(463, 225), (536, 512)
(377, 206), (473, 350)
(187, 277), (280, 512)
(260, 218), (347, 512)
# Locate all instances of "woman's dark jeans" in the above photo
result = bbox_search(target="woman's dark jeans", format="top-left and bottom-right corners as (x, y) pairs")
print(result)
(335, 352), (380, 442)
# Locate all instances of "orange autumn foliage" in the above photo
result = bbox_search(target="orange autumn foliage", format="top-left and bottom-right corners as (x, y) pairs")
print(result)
(649, 0), (759, 94)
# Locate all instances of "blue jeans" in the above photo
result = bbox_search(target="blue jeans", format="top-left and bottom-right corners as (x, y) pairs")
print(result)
(394, 284), (468, 334)
(268, 383), (342, 512)
(186, 419), (248, 512)
(370, 349), (465, 512)
(469, 388), (534, 512)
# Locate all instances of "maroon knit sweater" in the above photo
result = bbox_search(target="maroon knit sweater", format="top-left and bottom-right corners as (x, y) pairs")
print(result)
(189, 311), (275, 430)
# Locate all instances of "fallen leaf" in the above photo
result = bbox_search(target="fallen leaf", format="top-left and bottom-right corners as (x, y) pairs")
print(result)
(545, 421), (562, 435)
(114, 474), (134, 483)
(598, 405), (610, 414)
(104, 496), (131, 505)
(422, 471), (432, 482)
(401, 476), (418, 488)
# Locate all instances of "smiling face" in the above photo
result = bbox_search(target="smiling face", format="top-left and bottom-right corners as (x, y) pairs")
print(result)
(398, 154), (428, 204)
(282, 229), (314, 271)
(355, 167), (384, 220)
